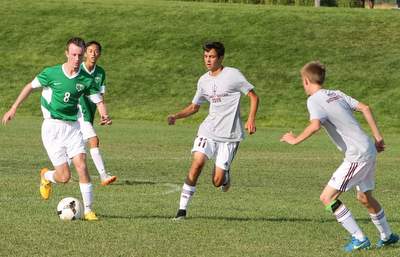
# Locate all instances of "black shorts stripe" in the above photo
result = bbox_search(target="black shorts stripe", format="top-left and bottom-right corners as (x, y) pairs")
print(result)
(339, 162), (358, 192)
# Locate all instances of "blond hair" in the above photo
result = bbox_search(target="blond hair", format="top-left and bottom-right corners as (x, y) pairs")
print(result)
(301, 61), (326, 85)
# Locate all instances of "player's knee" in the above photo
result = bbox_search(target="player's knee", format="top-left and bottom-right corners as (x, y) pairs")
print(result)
(58, 173), (71, 183)
(74, 163), (87, 174)
(319, 194), (331, 205)
(90, 137), (99, 148)
(357, 193), (369, 206)
(192, 161), (205, 171)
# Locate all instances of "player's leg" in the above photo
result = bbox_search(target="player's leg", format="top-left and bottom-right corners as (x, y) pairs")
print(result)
(87, 136), (117, 186)
(212, 165), (225, 187)
(174, 136), (214, 220)
(72, 153), (97, 221)
(357, 191), (398, 247)
(80, 120), (116, 186)
(212, 141), (239, 192)
(67, 121), (98, 220)
(175, 152), (207, 220)
(322, 161), (371, 252)
(40, 163), (71, 200)
(355, 159), (398, 248)
(40, 120), (73, 200)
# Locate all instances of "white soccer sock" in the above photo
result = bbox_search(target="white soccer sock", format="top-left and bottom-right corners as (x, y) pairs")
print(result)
(79, 183), (93, 214)
(370, 209), (392, 240)
(179, 183), (196, 210)
(44, 170), (57, 183)
(90, 148), (107, 179)
(334, 204), (365, 241)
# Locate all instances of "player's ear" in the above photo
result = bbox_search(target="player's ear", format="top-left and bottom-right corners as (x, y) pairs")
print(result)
(302, 76), (309, 86)
(65, 50), (69, 58)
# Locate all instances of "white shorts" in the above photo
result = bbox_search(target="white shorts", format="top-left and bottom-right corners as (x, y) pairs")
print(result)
(191, 136), (240, 171)
(328, 159), (376, 193)
(78, 119), (97, 141)
(41, 119), (86, 166)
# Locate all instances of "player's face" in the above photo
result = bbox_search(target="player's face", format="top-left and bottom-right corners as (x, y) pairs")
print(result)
(65, 43), (84, 70)
(204, 49), (223, 72)
(85, 44), (101, 64)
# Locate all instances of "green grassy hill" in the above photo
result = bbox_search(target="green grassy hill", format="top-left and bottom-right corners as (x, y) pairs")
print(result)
(1, 0), (400, 129)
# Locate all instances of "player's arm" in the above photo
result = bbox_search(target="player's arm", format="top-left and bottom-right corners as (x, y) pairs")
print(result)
(280, 119), (321, 145)
(245, 90), (259, 135)
(96, 101), (112, 125)
(356, 102), (384, 152)
(167, 103), (200, 125)
(2, 82), (35, 125)
(87, 92), (112, 125)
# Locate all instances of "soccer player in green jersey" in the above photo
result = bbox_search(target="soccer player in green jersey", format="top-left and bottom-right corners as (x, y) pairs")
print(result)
(2, 37), (112, 221)
(78, 41), (117, 186)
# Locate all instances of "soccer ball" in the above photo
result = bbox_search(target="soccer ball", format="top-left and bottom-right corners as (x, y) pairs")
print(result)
(57, 197), (83, 221)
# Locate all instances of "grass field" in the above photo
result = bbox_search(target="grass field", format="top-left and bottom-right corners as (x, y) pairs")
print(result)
(2, 0), (400, 256)
(1, 0), (400, 129)
(1, 117), (400, 257)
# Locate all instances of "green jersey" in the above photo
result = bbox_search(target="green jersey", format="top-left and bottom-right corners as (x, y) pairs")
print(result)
(32, 64), (101, 121)
(79, 63), (106, 124)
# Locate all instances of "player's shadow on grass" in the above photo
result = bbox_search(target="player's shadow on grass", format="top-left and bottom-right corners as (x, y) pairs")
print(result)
(99, 214), (400, 224)
(104, 180), (157, 186)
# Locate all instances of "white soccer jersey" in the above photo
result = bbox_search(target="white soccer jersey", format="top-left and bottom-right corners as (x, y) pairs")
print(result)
(307, 89), (376, 162)
(193, 67), (254, 142)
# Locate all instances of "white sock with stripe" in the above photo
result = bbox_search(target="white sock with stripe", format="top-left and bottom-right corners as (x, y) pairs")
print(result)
(370, 209), (392, 241)
(179, 183), (196, 210)
(334, 203), (365, 241)
(79, 183), (93, 214)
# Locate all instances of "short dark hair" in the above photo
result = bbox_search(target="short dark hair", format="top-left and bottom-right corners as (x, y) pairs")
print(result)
(203, 41), (225, 58)
(301, 61), (326, 85)
(86, 40), (102, 53)
(66, 37), (86, 51)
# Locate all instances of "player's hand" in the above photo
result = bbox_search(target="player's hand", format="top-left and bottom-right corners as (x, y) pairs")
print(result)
(245, 119), (256, 135)
(375, 139), (385, 153)
(280, 132), (297, 145)
(167, 115), (176, 125)
(2, 108), (16, 125)
(100, 115), (112, 125)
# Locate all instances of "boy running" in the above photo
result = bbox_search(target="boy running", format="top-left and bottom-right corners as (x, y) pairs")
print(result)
(280, 61), (398, 251)
(2, 37), (112, 221)
(168, 42), (259, 220)
(78, 40), (117, 186)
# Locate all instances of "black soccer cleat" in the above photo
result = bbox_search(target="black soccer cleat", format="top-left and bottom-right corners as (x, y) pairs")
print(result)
(173, 209), (186, 221)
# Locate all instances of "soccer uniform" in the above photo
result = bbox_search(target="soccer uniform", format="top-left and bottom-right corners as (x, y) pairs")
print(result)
(307, 89), (377, 192)
(31, 64), (102, 166)
(191, 67), (254, 170)
(78, 63), (106, 140)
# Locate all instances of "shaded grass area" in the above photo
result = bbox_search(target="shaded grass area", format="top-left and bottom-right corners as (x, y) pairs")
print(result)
(1, 0), (400, 130)
(1, 117), (400, 256)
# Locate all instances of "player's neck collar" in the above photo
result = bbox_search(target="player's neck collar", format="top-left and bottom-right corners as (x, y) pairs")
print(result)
(82, 62), (96, 74)
(209, 66), (224, 77)
(62, 64), (81, 79)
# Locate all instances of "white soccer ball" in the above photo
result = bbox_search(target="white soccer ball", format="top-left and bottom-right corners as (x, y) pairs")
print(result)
(57, 197), (83, 221)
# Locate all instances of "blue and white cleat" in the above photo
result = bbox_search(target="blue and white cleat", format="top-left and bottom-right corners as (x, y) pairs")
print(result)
(343, 237), (371, 252)
(377, 233), (399, 249)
